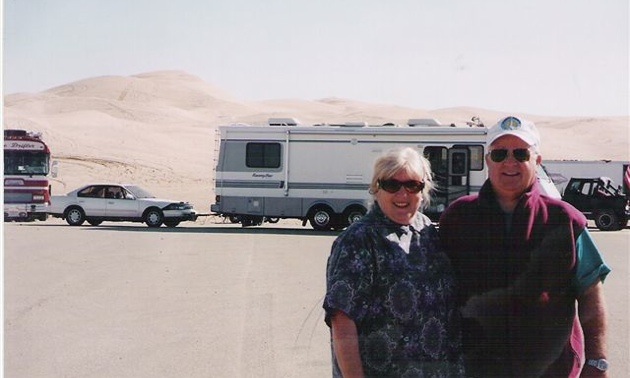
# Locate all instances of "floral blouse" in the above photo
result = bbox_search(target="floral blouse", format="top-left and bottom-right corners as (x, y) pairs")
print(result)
(324, 203), (465, 377)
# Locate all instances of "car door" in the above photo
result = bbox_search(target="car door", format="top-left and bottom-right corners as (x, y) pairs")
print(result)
(105, 185), (139, 218)
(76, 185), (109, 217)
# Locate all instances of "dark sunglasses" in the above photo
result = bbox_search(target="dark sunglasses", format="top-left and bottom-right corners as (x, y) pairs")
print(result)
(489, 148), (531, 163)
(378, 179), (425, 194)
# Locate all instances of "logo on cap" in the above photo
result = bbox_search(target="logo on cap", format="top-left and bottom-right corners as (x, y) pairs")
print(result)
(500, 116), (522, 130)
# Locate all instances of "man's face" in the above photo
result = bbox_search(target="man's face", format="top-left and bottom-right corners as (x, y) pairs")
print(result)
(486, 135), (541, 200)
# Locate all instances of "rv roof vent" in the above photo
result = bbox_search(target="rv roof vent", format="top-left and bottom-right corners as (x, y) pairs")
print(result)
(407, 118), (441, 127)
(268, 118), (300, 126)
(341, 121), (368, 127)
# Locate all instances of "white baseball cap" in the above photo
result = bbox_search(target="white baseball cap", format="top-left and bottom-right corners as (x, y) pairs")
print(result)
(487, 116), (540, 149)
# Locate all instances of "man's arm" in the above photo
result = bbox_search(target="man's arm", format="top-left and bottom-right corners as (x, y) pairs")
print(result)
(578, 281), (608, 377)
(331, 311), (365, 378)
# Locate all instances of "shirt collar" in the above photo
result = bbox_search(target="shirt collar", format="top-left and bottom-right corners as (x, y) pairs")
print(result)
(371, 202), (430, 235)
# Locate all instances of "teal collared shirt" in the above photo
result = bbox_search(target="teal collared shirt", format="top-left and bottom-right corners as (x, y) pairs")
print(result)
(574, 229), (611, 294)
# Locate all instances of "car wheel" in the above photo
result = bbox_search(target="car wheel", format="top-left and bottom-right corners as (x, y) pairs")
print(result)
(308, 206), (335, 231)
(164, 220), (180, 228)
(66, 206), (86, 226)
(87, 219), (103, 226)
(594, 209), (618, 231)
(144, 208), (164, 227)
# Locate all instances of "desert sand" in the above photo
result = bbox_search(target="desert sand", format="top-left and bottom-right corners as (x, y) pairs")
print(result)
(3, 70), (629, 210)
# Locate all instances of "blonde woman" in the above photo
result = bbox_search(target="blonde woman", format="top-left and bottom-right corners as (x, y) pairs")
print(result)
(324, 147), (464, 377)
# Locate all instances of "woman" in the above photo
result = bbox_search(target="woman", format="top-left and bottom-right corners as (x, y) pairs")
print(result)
(323, 147), (464, 377)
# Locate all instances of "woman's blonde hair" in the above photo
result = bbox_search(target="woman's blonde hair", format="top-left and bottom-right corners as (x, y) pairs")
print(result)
(369, 147), (434, 209)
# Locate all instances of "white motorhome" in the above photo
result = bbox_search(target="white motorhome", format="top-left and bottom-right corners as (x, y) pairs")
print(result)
(211, 119), (559, 230)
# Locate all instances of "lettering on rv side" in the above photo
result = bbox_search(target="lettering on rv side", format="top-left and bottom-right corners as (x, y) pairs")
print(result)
(252, 173), (273, 178)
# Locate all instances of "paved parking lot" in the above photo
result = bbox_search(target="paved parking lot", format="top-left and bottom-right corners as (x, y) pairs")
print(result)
(4, 220), (628, 377)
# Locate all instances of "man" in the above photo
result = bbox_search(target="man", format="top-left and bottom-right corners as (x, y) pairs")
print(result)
(439, 116), (610, 377)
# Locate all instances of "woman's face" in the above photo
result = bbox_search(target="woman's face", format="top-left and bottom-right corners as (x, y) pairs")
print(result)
(375, 169), (423, 225)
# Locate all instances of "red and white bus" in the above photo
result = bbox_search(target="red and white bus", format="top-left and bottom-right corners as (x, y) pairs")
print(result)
(4, 129), (56, 221)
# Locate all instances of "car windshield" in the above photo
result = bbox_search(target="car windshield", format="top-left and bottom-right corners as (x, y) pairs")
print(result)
(125, 185), (155, 199)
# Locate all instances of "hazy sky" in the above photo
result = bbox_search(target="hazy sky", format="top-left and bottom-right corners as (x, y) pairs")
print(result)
(3, 0), (629, 116)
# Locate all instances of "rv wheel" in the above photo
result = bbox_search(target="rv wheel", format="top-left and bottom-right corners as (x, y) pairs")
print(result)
(343, 206), (367, 227)
(309, 207), (334, 231)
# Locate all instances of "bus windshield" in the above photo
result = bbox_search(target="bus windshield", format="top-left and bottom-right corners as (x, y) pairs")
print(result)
(4, 151), (50, 175)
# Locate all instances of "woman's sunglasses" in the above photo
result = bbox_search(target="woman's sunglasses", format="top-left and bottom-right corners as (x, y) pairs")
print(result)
(378, 179), (425, 194)
(488, 148), (531, 163)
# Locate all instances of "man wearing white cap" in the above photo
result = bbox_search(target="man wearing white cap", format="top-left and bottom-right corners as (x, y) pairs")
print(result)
(439, 116), (610, 377)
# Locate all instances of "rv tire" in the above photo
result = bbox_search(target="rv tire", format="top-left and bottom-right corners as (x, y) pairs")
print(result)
(241, 216), (263, 227)
(342, 206), (367, 227)
(308, 206), (335, 231)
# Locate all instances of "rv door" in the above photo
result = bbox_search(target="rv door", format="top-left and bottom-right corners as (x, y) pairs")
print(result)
(447, 147), (471, 201)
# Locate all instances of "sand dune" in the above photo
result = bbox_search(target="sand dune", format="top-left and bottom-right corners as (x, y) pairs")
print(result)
(4, 70), (629, 210)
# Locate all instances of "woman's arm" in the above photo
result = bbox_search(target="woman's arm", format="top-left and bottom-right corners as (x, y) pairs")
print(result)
(331, 311), (365, 378)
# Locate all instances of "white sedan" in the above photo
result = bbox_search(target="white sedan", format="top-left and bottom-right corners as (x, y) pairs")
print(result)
(49, 184), (198, 227)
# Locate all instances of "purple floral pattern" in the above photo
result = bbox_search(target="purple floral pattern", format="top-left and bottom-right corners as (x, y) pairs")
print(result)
(324, 204), (465, 377)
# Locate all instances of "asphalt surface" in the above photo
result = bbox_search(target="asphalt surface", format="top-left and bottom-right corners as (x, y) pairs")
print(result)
(4, 219), (628, 377)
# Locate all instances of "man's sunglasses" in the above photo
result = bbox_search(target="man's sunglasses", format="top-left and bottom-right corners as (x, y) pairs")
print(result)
(378, 179), (425, 194)
(488, 148), (531, 163)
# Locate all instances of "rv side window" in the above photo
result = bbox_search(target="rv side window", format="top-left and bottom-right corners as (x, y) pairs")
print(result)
(246, 142), (281, 169)
(453, 144), (484, 171)
(468, 145), (484, 171)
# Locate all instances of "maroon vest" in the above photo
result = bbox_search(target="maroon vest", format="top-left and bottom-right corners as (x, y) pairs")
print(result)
(439, 181), (587, 377)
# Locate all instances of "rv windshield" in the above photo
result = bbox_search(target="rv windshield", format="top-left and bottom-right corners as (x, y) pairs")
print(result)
(3, 151), (50, 175)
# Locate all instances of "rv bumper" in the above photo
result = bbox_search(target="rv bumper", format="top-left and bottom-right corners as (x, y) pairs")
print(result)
(4, 203), (49, 221)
